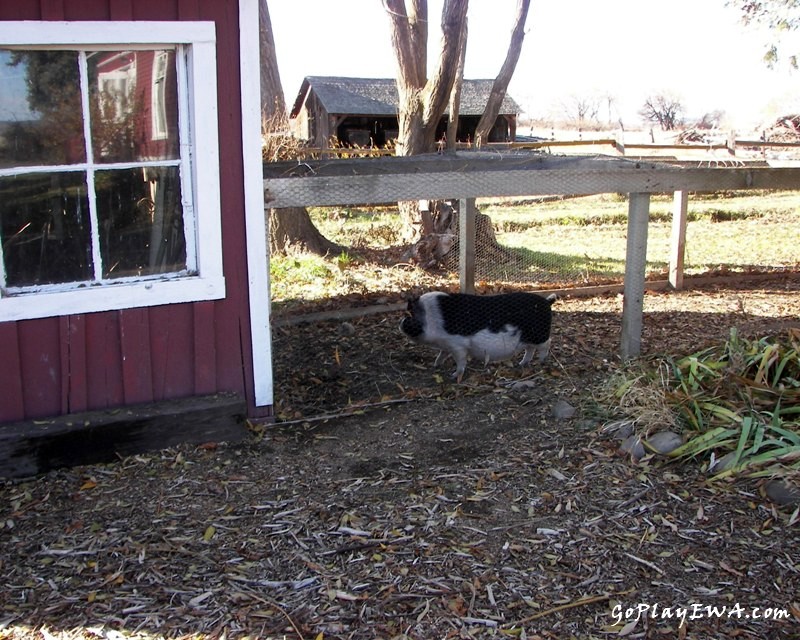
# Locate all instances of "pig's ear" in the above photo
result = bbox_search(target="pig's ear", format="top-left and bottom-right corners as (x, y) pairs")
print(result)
(407, 297), (419, 312)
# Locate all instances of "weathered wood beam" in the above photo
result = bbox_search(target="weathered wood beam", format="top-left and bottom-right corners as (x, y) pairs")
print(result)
(0, 393), (247, 479)
(264, 154), (800, 208)
(669, 190), (689, 290)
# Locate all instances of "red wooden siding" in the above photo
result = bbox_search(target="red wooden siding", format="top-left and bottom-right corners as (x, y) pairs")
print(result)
(0, 324), (25, 418)
(0, 0), (261, 424)
(193, 301), (218, 395)
(17, 318), (62, 419)
(85, 312), (125, 410)
(60, 314), (89, 413)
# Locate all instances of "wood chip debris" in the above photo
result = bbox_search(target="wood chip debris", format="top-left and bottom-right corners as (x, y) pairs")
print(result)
(2, 277), (799, 639)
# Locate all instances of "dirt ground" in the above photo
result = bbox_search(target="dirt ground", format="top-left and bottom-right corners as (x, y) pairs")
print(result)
(1, 275), (799, 639)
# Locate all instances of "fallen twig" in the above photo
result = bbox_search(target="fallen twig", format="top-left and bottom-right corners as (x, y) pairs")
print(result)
(502, 593), (612, 626)
(270, 397), (421, 427)
(623, 551), (666, 575)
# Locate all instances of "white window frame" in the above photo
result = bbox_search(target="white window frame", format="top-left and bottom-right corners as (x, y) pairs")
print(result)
(151, 50), (169, 140)
(0, 21), (224, 322)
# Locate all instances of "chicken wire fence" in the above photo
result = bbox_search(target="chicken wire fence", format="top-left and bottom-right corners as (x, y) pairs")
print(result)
(447, 192), (797, 289)
(269, 190), (799, 317)
(265, 148), (800, 317)
(437, 196), (640, 289)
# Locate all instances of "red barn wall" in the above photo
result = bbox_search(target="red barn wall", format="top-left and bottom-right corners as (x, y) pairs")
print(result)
(0, 0), (259, 422)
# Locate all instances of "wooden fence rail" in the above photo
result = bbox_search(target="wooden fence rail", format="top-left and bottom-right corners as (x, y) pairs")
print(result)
(288, 138), (800, 160)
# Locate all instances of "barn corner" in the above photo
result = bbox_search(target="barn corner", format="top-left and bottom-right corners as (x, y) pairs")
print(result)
(0, 0), (272, 478)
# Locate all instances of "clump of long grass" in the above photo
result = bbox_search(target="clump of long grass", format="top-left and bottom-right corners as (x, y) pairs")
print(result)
(600, 328), (800, 481)
(262, 110), (305, 163)
(598, 359), (680, 435)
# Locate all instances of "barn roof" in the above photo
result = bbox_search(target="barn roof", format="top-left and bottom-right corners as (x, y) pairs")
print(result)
(289, 76), (521, 119)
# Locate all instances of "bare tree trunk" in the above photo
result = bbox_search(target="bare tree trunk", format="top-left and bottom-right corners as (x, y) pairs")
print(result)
(386, 0), (526, 268)
(446, 17), (468, 150)
(259, 0), (284, 129)
(260, 0), (342, 256)
(268, 210), (342, 256)
(474, 0), (530, 145)
(386, 0), (469, 244)
(422, 0), (470, 144)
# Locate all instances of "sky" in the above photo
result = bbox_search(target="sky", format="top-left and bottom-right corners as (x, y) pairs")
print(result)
(270, 0), (800, 132)
(0, 51), (38, 121)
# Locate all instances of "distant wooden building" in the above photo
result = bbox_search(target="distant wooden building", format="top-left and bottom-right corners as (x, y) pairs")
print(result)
(290, 76), (520, 148)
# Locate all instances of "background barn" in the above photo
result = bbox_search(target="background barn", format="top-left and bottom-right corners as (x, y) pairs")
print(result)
(290, 76), (519, 148)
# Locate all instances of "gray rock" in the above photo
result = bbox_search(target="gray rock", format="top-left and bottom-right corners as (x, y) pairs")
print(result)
(619, 435), (645, 461)
(764, 479), (800, 507)
(551, 399), (576, 420)
(603, 419), (636, 440)
(709, 451), (739, 473)
(509, 380), (537, 391)
(338, 322), (356, 336)
(645, 431), (683, 456)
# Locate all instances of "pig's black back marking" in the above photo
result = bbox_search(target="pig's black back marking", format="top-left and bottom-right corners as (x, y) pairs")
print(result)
(437, 292), (553, 344)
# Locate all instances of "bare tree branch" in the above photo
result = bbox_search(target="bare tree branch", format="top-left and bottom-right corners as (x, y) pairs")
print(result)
(474, 0), (530, 144)
(384, 0), (428, 90)
(446, 16), (468, 150)
(423, 0), (469, 131)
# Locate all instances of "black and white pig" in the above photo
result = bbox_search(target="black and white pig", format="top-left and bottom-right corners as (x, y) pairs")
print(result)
(400, 291), (556, 382)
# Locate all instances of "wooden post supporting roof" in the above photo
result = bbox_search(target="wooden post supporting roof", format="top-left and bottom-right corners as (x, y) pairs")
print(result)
(459, 198), (477, 294)
(621, 193), (650, 360)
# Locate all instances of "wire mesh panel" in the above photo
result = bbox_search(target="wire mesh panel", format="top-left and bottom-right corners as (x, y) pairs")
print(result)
(438, 196), (668, 289)
(432, 191), (799, 290)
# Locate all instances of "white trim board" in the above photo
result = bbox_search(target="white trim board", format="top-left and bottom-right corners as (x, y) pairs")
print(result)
(239, 0), (273, 408)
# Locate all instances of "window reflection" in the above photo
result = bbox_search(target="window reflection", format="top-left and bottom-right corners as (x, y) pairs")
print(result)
(88, 50), (179, 163)
(0, 50), (85, 168)
(95, 166), (185, 278)
(1, 47), (186, 291)
(0, 172), (92, 286)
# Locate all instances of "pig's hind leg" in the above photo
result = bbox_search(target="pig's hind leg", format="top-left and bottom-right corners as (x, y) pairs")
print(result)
(520, 338), (551, 366)
(429, 348), (467, 382)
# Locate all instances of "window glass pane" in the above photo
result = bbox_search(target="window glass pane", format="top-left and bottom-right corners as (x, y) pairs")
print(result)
(96, 166), (186, 279)
(87, 50), (179, 163)
(0, 50), (85, 168)
(0, 172), (92, 286)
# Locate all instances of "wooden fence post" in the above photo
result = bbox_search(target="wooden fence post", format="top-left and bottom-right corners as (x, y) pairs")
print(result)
(669, 190), (689, 290)
(621, 193), (650, 360)
(459, 198), (477, 294)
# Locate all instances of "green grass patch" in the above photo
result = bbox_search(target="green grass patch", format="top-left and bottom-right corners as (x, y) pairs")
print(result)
(308, 206), (404, 248)
(270, 253), (338, 304)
